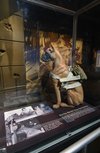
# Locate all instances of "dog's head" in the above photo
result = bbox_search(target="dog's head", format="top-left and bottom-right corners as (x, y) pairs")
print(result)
(41, 47), (56, 62)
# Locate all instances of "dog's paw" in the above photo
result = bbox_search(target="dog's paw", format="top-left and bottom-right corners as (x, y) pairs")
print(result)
(60, 102), (74, 108)
(53, 104), (60, 109)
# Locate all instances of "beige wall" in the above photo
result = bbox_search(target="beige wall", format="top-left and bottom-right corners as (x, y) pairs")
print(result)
(0, 13), (25, 90)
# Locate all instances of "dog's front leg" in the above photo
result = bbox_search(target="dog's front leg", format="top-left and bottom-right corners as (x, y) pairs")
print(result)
(52, 79), (61, 109)
(52, 79), (74, 108)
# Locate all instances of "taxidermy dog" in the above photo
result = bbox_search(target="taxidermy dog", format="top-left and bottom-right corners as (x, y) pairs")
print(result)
(41, 41), (84, 109)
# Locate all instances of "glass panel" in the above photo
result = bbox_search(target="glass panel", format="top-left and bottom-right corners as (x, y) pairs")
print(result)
(0, 1), (99, 153)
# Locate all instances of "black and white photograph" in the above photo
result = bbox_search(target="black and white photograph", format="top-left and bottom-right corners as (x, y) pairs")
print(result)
(33, 103), (53, 115)
(4, 106), (45, 146)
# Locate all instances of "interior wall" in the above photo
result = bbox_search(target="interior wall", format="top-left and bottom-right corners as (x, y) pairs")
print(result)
(77, 11), (100, 68)
(0, 12), (28, 108)
(0, 13), (26, 90)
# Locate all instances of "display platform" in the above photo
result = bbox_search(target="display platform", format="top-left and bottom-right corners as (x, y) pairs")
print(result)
(0, 101), (99, 153)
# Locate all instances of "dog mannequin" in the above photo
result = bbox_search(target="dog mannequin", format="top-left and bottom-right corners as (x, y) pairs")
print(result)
(41, 41), (84, 109)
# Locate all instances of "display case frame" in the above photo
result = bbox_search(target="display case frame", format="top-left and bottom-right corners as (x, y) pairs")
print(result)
(0, 0), (100, 153)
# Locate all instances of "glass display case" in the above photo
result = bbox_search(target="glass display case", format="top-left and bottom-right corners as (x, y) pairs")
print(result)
(0, 0), (100, 153)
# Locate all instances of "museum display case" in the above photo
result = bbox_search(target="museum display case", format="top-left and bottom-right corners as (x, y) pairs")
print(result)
(0, 0), (100, 153)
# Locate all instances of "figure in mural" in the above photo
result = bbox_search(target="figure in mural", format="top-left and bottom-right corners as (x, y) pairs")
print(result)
(41, 38), (86, 109)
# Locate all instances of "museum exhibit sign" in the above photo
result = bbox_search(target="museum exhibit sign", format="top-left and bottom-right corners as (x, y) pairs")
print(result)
(0, 101), (99, 153)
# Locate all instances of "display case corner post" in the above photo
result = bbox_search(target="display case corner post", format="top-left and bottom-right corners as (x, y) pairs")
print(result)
(72, 14), (78, 66)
